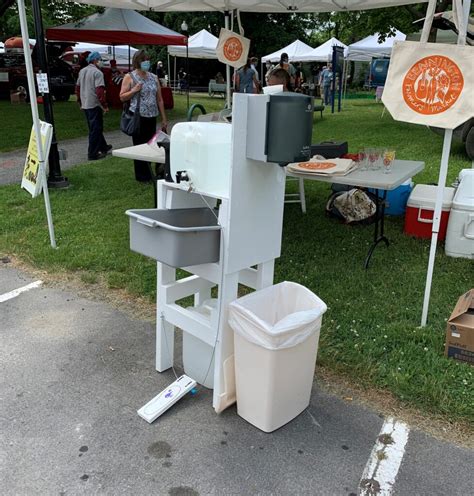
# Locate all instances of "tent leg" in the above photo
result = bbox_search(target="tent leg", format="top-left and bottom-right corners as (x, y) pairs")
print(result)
(17, 0), (56, 249)
(225, 10), (231, 108)
(420, 129), (453, 327)
(174, 56), (177, 92)
(421, 0), (469, 326)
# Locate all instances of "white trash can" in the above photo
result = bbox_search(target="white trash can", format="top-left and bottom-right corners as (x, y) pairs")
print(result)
(228, 281), (327, 433)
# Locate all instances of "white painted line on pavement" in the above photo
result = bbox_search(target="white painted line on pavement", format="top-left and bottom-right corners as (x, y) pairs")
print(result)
(359, 417), (410, 496)
(0, 280), (43, 303)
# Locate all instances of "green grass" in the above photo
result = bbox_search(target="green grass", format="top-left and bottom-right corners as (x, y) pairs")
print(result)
(0, 99), (472, 422)
(0, 93), (226, 152)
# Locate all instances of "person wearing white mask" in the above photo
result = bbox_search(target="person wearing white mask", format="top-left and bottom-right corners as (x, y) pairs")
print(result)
(120, 50), (168, 182)
(76, 51), (111, 160)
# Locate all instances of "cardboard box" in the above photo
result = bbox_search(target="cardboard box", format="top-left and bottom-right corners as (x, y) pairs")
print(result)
(445, 289), (474, 365)
(10, 90), (26, 104)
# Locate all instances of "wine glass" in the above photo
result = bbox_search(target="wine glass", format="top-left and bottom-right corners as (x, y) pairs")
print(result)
(383, 149), (396, 174)
(357, 148), (368, 171)
(368, 148), (379, 171)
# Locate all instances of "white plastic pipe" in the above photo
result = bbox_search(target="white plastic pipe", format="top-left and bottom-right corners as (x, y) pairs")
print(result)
(17, 0), (56, 248)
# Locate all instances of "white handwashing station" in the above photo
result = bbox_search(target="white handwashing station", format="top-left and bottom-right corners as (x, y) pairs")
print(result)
(126, 92), (314, 415)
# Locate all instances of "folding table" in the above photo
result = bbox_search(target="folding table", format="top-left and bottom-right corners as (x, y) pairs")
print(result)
(112, 144), (166, 206)
(287, 159), (425, 268)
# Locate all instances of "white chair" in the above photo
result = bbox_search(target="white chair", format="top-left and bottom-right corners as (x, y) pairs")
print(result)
(285, 177), (306, 214)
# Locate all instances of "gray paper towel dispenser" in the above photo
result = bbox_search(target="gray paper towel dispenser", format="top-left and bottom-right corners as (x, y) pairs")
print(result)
(246, 92), (314, 165)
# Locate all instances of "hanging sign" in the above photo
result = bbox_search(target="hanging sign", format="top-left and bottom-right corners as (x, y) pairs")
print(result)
(36, 73), (49, 94)
(382, 41), (474, 129)
(21, 120), (53, 198)
(216, 28), (250, 69)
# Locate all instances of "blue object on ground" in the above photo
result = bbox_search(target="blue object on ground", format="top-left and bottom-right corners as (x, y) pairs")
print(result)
(369, 179), (413, 216)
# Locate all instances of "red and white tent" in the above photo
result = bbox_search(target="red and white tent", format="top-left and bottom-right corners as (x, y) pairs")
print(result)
(46, 7), (186, 46)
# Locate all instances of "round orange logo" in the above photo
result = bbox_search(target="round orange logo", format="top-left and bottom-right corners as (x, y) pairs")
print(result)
(223, 37), (243, 62)
(403, 55), (464, 115)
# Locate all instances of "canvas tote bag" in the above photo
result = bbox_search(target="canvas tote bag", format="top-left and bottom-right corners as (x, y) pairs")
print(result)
(382, 0), (473, 129)
(216, 28), (250, 69)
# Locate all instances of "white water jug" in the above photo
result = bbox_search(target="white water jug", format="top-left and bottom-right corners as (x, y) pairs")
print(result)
(170, 122), (232, 198)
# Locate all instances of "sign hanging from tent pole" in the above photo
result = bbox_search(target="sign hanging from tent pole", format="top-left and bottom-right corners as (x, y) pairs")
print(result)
(216, 27), (250, 69)
(381, 0), (472, 327)
(21, 121), (53, 198)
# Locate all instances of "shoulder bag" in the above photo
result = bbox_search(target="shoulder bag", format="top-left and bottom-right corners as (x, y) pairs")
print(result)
(120, 73), (141, 136)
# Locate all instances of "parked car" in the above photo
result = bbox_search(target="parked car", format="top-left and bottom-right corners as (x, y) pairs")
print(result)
(429, 118), (474, 160)
(0, 41), (75, 101)
(364, 58), (390, 89)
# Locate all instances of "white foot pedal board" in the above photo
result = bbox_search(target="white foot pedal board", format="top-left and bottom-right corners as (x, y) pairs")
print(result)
(137, 375), (197, 423)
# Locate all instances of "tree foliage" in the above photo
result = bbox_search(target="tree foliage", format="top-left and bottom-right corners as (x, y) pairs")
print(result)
(309, 1), (453, 45)
(1, 1), (101, 40)
(1, 1), (453, 54)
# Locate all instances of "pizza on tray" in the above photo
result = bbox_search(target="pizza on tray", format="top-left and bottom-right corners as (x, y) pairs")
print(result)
(296, 161), (336, 170)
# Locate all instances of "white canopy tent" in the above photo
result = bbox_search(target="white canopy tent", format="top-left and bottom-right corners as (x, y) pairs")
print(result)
(167, 29), (219, 92)
(168, 29), (218, 59)
(74, 1), (428, 105)
(294, 37), (347, 62)
(74, 1), (428, 12)
(73, 42), (138, 58)
(346, 29), (406, 61)
(261, 39), (313, 63)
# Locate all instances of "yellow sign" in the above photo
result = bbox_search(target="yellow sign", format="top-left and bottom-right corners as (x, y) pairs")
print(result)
(21, 121), (53, 198)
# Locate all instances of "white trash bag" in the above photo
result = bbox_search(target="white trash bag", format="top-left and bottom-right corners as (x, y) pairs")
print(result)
(228, 281), (327, 350)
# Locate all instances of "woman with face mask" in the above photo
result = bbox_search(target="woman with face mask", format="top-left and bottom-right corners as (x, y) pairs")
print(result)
(120, 50), (168, 182)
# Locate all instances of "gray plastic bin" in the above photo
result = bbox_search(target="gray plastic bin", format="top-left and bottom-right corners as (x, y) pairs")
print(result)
(126, 208), (221, 267)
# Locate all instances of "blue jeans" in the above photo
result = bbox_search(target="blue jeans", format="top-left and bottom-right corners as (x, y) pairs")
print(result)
(323, 85), (332, 106)
(84, 107), (108, 159)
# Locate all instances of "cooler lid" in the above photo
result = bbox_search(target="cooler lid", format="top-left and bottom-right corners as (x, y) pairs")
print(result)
(407, 184), (455, 210)
(453, 173), (474, 211)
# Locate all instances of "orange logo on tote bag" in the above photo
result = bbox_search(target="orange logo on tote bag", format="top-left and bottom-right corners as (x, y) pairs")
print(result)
(402, 55), (464, 115)
(223, 37), (243, 62)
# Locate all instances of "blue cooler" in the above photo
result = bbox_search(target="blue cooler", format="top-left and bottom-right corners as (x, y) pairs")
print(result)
(369, 179), (413, 216)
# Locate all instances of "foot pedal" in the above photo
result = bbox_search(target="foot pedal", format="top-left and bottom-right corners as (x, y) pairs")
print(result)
(137, 375), (197, 423)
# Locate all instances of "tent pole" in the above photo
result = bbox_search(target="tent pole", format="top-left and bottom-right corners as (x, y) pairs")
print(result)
(31, 0), (68, 189)
(17, 0), (56, 249)
(225, 10), (231, 108)
(186, 37), (189, 109)
(343, 59), (348, 101)
(420, 130), (453, 327)
(128, 45), (131, 72)
(167, 52), (170, 87)
(174, 56), (177, 91)
(421, 0), (470, 326)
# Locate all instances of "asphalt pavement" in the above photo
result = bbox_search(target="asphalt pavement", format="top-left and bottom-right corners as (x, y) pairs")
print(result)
(1, 262), (473, 496)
